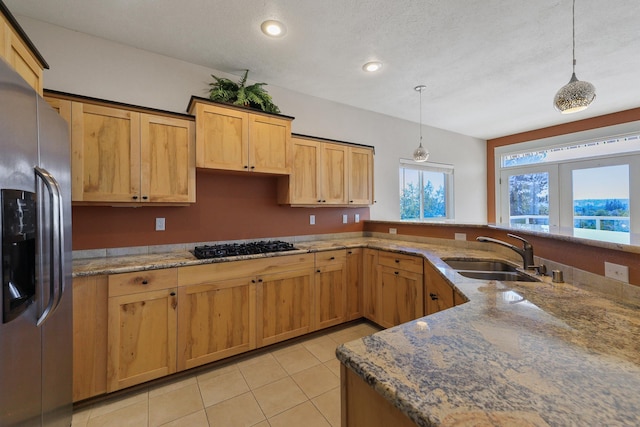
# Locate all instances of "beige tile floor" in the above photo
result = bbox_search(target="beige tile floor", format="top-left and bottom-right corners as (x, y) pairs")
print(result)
(72, 321), (381, 427)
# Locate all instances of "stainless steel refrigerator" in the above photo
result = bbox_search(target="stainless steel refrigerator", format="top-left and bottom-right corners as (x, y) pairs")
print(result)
(0, 58), (73, 426)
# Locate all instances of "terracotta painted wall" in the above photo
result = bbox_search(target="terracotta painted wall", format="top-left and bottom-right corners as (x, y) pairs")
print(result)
(486, 107), (640, 222)
(72, 172), (369, 250)
(363, 221), (640, 286)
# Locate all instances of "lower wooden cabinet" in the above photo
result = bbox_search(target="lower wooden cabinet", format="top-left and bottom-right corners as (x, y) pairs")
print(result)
(363, 250), (424, 328)
(257, 268), (315, 347)
(177, 277), (256, 371)
(345, 248), (363, 320)
(72, 276), (108, 402)
(362, 248), (380, 323)
(424, 260), (455, 315)
(106, 269), (178, 392)
(378, 265), (424, 329)
(314, 250), (348, 330)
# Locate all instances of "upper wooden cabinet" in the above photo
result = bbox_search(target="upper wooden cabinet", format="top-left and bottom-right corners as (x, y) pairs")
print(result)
(278, 135), (374, 206)
(45, 93), (196, 205)
(188, 98), (293, 175)
(0, 4), (48, 95)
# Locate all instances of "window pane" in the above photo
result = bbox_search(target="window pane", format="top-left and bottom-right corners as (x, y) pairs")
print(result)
(508, 173), (549, 227)
(572, 165), (630, 244)
(400, 168), (420, 220)
(422, 170), (446, 218)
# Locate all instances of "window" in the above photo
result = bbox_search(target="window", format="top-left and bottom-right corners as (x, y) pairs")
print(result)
(496, 130), (640, 244)
(399, 160), (454, 221)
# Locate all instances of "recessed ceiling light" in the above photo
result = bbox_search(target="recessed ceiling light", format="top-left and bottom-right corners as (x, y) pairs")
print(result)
(362, 61), (383, 72)
(261, 20), (286, 38)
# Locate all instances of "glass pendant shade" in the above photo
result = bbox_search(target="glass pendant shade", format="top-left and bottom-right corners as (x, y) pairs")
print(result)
(553, 72), (596, 114)
(413, 141), (429, 162)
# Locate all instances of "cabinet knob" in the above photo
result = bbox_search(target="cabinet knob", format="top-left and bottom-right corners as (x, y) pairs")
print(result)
(170, 292), (176, 296)
(142, 196), (148, 200)
(250, 166), (255, 169)
(394, 271), (399, 275)
(347, 251), (352, 255)
(258, 278), (263, 283)
(141, 280), (148, 285)
(322, 200), (326, 203)
(395, 259), (400, 263)
(329, 256), (335, 260)
(252, 279), (256, 283)
(244, 165), (249, 169)
(349, 200), (353, 203)
(132, 195), (138, 200)
(430, 293), (439, 300)
(317, 200), (322, 203)
(317, 269), (321, 273)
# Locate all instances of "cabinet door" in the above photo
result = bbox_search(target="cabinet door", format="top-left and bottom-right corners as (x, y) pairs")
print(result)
(286, 137), (321, 204)
(320, 143), (348, 204)
(71, 102), (141, 202)
(348, 147), (374, 205)
(107, 288), (177, 391)
(140, 114), (196, 203)
(314, 262), (347, 330)
(378, 266), (424, 328)
(1, 15), (43, 94)
(362, 249), (379, 323)
(346, 248), (363, 320)
(248, 114), (291, 174)
(177, 278), (256, 371)
(73, 276), (108, 402)
(194, 103), (248, 171)
(424, 261), (455, 315)
(257, 268), (314, 347)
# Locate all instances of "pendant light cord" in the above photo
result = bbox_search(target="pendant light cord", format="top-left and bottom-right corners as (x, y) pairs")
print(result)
(572, 0), (576, 72)
(419, 88), (423, 144)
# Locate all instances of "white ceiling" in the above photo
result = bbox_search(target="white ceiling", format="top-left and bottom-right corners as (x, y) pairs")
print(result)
(6, 0), (640, 140)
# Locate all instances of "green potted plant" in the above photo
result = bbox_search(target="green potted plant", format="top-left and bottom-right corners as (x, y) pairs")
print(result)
(208, 69), (281, 114)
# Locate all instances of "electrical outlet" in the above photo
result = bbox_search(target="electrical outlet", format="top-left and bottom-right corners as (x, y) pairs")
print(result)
(604, 261), (629, 282)
(309, 215), (315, 225)
(155, 217), (165, 231)
(355, 214), (360, 223)
(455, 233), (467, 241)
(342, 214), (348, 224)
(389, 228), (397, 234)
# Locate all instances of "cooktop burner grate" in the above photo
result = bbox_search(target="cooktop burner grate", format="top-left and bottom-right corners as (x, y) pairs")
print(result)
(193, 240), (297, 259)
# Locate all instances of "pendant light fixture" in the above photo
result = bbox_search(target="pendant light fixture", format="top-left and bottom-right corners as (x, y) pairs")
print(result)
(412, 85), (429, 162)
(553, 0), (595, 114)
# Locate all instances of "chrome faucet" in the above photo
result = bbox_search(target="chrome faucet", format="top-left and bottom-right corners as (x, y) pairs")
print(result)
(476, 233), (545, 274)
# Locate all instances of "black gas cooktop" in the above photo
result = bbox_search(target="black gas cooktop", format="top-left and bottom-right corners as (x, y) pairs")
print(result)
(193, 240), (298, 259)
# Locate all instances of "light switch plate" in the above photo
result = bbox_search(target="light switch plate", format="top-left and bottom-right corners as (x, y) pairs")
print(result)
(355, 214), (360, 223)
(604, 261), (628, 282)
(155, 217), (165, 231)
(342, 214), (348, 224)
(389, 228), (397, 234)
(455, 233), (467, 241)
(309, 215), (315, 225)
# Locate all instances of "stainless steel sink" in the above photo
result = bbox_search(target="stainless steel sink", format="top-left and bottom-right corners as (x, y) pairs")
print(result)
(454, 270), (539, 282)
(442, 258), (540, 282)
(442, 259), (518, 272)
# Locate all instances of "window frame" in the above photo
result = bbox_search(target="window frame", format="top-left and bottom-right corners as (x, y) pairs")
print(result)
(399, 159), (454, 221)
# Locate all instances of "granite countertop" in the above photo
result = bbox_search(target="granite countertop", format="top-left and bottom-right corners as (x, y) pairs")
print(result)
(336, 247), (640, 427)
(72, 237), (640, 426)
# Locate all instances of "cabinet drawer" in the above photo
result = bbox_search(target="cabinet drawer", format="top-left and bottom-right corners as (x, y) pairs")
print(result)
(315, 249), (347, 267)
(108, 268), (177, 297)
(377, 251), (423, 274)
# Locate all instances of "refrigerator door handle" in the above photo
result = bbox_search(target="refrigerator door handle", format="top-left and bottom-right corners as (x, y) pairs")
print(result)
(34, 166), (65, 326)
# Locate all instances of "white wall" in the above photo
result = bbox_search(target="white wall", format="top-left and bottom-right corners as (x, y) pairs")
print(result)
(19, 16), (487, 223)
